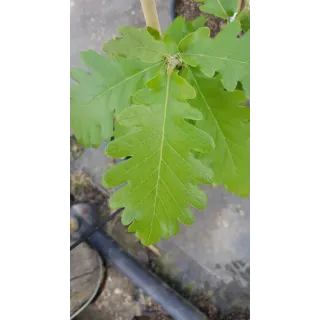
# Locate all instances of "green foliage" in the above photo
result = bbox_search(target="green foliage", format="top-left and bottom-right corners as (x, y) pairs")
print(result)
(196, 0), (238, 19)
(164, 16), (207, 53)
(70, 50), (162, 147)
(103, 70), (214, 245)
(195, 0), (250, 32)
(70, 13), (250, 244)
(183, 67), (250, 196)
(236, 6), (250, 32)
(103, 27), (168, 63)
(179, 20), (250, 97)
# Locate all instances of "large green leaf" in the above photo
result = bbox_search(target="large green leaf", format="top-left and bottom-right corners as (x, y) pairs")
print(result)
(196, 0), (238, 19)
(103, 70), (214, 245)
(70, 50), (163, 147)
(178, 21), (250, 97)
(183, 67), (250, 196)
(103, 27), (168, 63)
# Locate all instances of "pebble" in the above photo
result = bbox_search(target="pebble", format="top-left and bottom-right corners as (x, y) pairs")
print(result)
(114, 288), (122, 295)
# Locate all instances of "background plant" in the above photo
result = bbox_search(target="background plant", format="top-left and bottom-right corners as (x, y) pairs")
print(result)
(70, 0), (250, 245)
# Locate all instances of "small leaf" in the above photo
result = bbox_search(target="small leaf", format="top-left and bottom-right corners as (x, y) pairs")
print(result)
(70, 50), (163, 147)
(103, 26), (168, 63)
(179, 21), (250, 97)
(188, 16), (208, 30)
(183, 67), (250, 196)
(236, 6), (250, 32)
(103, 70), (214, 245)
(164, 16), (207, 54)
(196, 0), (238, 19)
(147, 26), (161, 40)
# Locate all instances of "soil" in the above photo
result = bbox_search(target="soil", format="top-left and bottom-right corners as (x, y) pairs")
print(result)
(71, 135), (85, 161)
(70, 170), (111, 221)
(174, 0), (227, 37)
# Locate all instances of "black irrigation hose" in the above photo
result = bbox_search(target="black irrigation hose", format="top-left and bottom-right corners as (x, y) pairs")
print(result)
(86, 230), (207, 320)
(70, 207), (124, 251)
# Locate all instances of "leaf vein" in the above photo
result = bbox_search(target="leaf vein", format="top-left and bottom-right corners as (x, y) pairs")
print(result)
(147, 71), (171, 244)
(84, 62), (162, 107)
(184, 53), (249, 65)
(160, 177), (190, 222)
(187, 66), (240, 177)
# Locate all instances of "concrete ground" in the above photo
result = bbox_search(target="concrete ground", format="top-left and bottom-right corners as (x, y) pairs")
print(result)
(71, 0), (250, 318)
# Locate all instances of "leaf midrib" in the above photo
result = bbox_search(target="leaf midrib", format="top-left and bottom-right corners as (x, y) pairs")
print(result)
(187, 67), (240, 177)
(183, 53), (249, 65)
(84, 61), (163, 108)
(216, 0), (229, 18)
(127, 29), (167, 57)
(203, 0), (237, 18)
(146, 71), (171, 244)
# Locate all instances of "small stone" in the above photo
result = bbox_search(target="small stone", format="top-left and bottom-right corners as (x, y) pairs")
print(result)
(146, 296), (153, 306)
(131, 10), (135, 15)
(114, 288), (122, 295)
(222, 220), (229, 228)
(239, 210), (245, 216)
(207, 290), (214, 297)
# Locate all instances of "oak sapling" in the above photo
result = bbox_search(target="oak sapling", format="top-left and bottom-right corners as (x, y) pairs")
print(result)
(70, 0), (250, 245)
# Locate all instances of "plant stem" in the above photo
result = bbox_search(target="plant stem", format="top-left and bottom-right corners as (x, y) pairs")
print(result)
(140, 0), (161, 34)
(237, 0), (245, 12)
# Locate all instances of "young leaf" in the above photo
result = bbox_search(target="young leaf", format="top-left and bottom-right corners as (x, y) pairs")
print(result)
(70, 50), (163, 147)
(103, 70), (214, 245)
(189, 16), (208, 30)
(236, 6), (250, 32)
(183, 67), (250, 196)
(103, 26), (168, 63)
(147, 26), (161, 40)
(164, 16), (207, 52)
(196, 0), (238, 19)
(178, 21), (250, 97)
